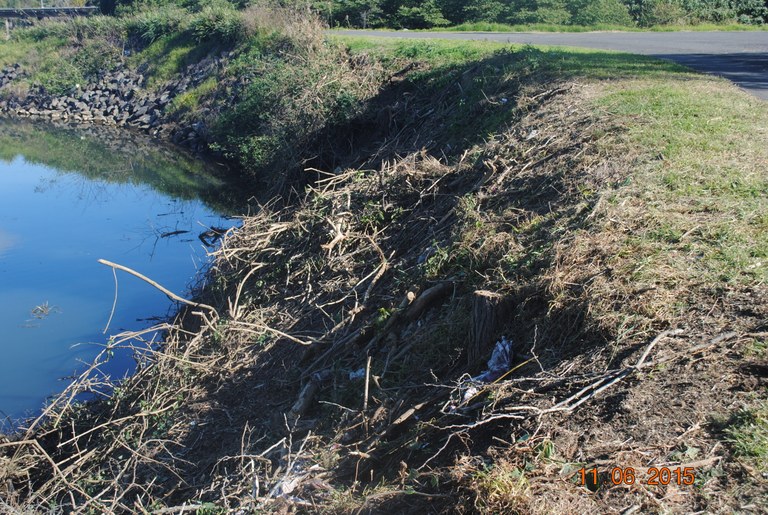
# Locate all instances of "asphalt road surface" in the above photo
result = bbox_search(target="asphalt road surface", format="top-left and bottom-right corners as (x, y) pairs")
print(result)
(334, 30), (768, 100)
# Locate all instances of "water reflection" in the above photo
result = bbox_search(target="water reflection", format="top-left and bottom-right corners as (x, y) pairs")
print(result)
(0, 227), (16, 257)
(0, 120), (247, 431)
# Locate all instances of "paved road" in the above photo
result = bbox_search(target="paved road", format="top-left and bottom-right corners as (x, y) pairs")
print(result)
(334, 30), (768, 99)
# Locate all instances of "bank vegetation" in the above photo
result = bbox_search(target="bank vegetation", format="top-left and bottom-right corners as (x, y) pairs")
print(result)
(0, 3), (766, 514)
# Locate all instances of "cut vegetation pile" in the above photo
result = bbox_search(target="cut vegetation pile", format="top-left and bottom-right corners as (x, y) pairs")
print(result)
(0, 14), (766, 515)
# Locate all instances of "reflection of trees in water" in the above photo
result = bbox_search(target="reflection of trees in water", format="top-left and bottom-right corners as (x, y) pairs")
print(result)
(32, 175), (58, 194)
(0, 120), (246, 266)
(0, 120), (253, 215)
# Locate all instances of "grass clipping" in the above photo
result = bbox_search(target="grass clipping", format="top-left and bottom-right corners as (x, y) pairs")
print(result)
(2, 70), (767, 513)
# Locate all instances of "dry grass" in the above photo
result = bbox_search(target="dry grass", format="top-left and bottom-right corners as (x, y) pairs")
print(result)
(241, 3), (325, 53)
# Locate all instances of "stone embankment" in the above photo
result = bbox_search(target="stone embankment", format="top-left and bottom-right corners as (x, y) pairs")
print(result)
(0, 57), (224, 153)
(0, 64), (21, 89)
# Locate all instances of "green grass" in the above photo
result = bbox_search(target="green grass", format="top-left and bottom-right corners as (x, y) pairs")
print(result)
(723, 402), (768, 474)
(0, 38), (46, 69)
(129, 33), (220, 88)
(167, 76), (218, 115)
(438, 21), (768, 32)
(597, 80), (768, 286)
(0, 36), (73, 94)
(333, 35), (505, 64)
(333, 36), (690, 80)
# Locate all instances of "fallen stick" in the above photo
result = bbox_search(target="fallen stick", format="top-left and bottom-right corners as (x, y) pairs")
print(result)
(550, 329), (686, 413)
(634, 328), (685, 369)
(98, 259), (216, 313)
(403, 282), (453, 321)
(363, 356), (372, 412)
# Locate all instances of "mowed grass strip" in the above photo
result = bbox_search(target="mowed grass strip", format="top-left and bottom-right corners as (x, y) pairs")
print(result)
(596, 78), (767, 289)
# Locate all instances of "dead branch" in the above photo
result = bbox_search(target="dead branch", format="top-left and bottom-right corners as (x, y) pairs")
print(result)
(98, 259), (216, 313)
(403, 282), (453, 322)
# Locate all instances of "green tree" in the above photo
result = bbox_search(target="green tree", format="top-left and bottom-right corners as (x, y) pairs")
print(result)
(330, 0), (382, 27)
(625, 0), (687, 25)
(509, 0), (572, 24)
(395, 0), (449, 27)
(571, 0), (633, 24)
(461, 0), (507, 22)
(435, 0), (467, 23)
(732, 0), (768, 23)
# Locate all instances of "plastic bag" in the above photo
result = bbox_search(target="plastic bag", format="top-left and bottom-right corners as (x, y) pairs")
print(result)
(473, 336), (514, 383)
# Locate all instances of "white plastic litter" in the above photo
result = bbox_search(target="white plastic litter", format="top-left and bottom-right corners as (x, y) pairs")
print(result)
(462, 385), (479, 402)
(443, 337), (516, 414)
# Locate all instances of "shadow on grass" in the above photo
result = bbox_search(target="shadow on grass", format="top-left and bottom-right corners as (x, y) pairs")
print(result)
(306, 43), (694, 174)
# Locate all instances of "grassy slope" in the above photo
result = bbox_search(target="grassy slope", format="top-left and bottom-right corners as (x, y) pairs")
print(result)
(320, 41), (768, 513)
(0, 21), (766, 513)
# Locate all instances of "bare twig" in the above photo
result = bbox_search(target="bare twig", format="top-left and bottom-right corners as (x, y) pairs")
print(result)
(98, 259), (216, 313)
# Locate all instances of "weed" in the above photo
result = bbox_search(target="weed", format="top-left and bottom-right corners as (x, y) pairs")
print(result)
(189, 1), (244, 44)
(723, 402), (768, 473)
(422, 244), (450, 279)
(167, 76), (217, 115)
(471, 461), (529, 512)
(125, 5), (187, 44)
(744, 337), (767, 357)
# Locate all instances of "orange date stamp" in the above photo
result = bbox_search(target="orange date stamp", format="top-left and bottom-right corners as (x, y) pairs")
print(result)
(578, 466), (696, 487)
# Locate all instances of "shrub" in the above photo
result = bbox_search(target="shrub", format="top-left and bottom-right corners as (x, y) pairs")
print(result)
(647, 0), (688, 24)
(626, 0), (688, 25)
(188, 0), (245, 43)
(571, 0), (634, 25)
(732, 0), (768, 23)
(125, 5), (188, 43)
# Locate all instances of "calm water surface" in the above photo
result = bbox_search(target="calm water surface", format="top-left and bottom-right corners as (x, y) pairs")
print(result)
(0, 121), (245, 430)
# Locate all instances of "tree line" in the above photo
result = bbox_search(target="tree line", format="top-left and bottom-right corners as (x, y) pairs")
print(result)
(313, 0), (767, 27)
(2, 0), (766, 27)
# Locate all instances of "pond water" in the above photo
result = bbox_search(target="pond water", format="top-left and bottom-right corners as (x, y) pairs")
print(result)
(0, 121), (246, 431)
